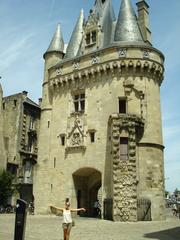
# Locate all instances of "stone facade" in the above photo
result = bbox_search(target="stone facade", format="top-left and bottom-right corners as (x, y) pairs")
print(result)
(0, 90), (40, 203)
(33, 0), (165, 221)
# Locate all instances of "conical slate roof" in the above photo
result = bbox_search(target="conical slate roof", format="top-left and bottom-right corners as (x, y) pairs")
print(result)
(100, 0), (116, 47)
(64, 9), (84, 59)
(45, 23), (64, 54)
(114, 0), (144, 43)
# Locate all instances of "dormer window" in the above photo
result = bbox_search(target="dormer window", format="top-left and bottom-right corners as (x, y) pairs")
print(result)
(86, 31), (97, 46)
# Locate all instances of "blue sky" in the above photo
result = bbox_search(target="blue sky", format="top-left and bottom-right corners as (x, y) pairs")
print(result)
(0, 0), (179, 193)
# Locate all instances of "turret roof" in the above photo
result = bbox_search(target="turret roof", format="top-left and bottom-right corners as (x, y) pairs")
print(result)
(114, 0), (144, 43)
(45, 23), (64, 55)
(64, 9), (84, 59)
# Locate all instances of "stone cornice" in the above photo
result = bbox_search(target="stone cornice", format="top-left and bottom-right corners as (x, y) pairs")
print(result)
(49, 58), (164, 90)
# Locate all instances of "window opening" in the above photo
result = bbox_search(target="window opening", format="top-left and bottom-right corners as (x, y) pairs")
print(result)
(61, 136), (65, 146)
(73, 92), (85, 112)
(14, 100), (17, 107)
(119, 99), (126, 114)
(120, 137), (128, 160)
(90, 132), (95, 143)
(54, 157), (56, 168)
(86, 31), (97, 46)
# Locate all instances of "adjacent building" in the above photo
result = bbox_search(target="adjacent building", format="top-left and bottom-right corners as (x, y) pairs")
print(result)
(34, 0), (165, 221)
(0, 90), (40, 203)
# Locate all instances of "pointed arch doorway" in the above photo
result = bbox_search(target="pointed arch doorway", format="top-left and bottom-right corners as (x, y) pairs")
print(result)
(73, 168), (102, 217)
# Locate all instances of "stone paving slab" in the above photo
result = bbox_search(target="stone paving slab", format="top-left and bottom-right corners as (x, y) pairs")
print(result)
(0, 213), (179, 240)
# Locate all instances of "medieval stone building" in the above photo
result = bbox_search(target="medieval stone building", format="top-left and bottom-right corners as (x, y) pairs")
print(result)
(0, 90), (40, 204)
(34, 0), (165, 221)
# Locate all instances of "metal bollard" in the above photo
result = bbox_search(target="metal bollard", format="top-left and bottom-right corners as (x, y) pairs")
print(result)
(14, 199), (27, 240)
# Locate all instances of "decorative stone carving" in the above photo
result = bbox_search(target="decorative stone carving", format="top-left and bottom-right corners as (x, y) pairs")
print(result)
(66, 115), (86, 150)
(119, 48), (127, 58)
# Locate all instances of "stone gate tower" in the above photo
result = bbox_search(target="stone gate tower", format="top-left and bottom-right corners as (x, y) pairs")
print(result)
(34, 0), (165, 221)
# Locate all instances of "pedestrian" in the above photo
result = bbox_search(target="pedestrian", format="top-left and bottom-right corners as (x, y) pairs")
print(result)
(50, 199), (86, 240)
(172, 203), (178, 217)
(93, 199), (101, 217)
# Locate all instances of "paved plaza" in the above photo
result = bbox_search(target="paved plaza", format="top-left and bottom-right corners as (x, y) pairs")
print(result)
(0, 210), (179, 240)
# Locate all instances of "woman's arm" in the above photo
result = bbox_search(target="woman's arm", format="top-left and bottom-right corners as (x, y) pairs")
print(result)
(70, 208), (86, 212)
(49, 205), (64, 212)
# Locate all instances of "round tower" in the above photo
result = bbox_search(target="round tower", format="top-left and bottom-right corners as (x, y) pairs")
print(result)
(33, 24), (64, 213)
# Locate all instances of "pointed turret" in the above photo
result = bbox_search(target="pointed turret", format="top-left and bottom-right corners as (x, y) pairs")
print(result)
(100, 0), (116, 47)
(114, 0), (144, 43)
(44, 23), (64, 57)
(64, 9), (84, 59)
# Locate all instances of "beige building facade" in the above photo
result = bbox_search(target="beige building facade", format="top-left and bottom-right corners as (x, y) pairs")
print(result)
(34, 0), (165, 221)
(0, 90), (40, 204)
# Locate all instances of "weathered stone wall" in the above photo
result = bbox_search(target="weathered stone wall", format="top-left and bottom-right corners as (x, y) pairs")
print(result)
(110, 114), (144, 221)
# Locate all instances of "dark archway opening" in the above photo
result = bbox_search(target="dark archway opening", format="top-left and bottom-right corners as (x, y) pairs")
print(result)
(73, 168), (102, 218)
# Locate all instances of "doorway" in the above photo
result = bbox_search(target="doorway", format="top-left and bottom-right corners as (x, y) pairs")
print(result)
(73, 168), (101, 217)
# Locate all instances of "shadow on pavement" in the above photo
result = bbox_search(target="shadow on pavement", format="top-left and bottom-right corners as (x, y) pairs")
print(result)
(144, 227), (180, 240)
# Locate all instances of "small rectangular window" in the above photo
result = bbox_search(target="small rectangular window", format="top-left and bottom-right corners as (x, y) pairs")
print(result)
(90, 132), (95, 143)
(119, 99), (126, 114)
(86, 33), (91, 45)
(73, 92), (85, 112)
(54, 157), (56, 168)
(61, 136), (65, 146)
(92, 31), (97, 43)
(14, 100), (17, 107)
(2, 102), (5, 110)
(48, 121), (50, 128)
(120, 137), (128, 160)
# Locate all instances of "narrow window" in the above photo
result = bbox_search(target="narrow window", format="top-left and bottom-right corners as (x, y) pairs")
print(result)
(90, 132), (95, 143)
(48, 121), (50, 128)
(61, 136), (65, 146)
(14, 100), (17, 107)
(119, 99), (126, 114)
(120, 137), (128, 160)
(2, 102), (5, 110)
(92, 31), (97, 43)
(54, 157), (56, 168)
(29, 117), (34, 130)
(86, 33), (91, 45)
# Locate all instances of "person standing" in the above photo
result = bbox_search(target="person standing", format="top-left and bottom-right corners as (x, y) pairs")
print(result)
(50, 200), (86, 240)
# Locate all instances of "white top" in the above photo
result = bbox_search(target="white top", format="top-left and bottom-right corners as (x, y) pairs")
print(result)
(63, 209), (72, 223)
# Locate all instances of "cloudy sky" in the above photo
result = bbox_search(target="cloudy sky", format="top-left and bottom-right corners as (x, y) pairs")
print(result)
(0, 0), (179, 193)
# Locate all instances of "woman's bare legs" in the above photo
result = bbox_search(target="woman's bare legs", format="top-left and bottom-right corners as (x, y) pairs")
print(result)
(63, 229), (67, 240)
(66, 228), (71, 240)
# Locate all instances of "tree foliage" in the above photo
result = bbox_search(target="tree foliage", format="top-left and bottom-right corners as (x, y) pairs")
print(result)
(0, 170), (14, 206)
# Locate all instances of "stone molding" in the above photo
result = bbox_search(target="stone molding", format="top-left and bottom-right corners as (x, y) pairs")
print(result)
(49, 58), (164, 90)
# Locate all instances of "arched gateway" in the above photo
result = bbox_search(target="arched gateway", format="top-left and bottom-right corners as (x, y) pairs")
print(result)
(73, 168), (101, 217)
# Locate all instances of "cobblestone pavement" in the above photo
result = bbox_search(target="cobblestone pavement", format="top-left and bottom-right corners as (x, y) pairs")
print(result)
(0, 210), (179, 240)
